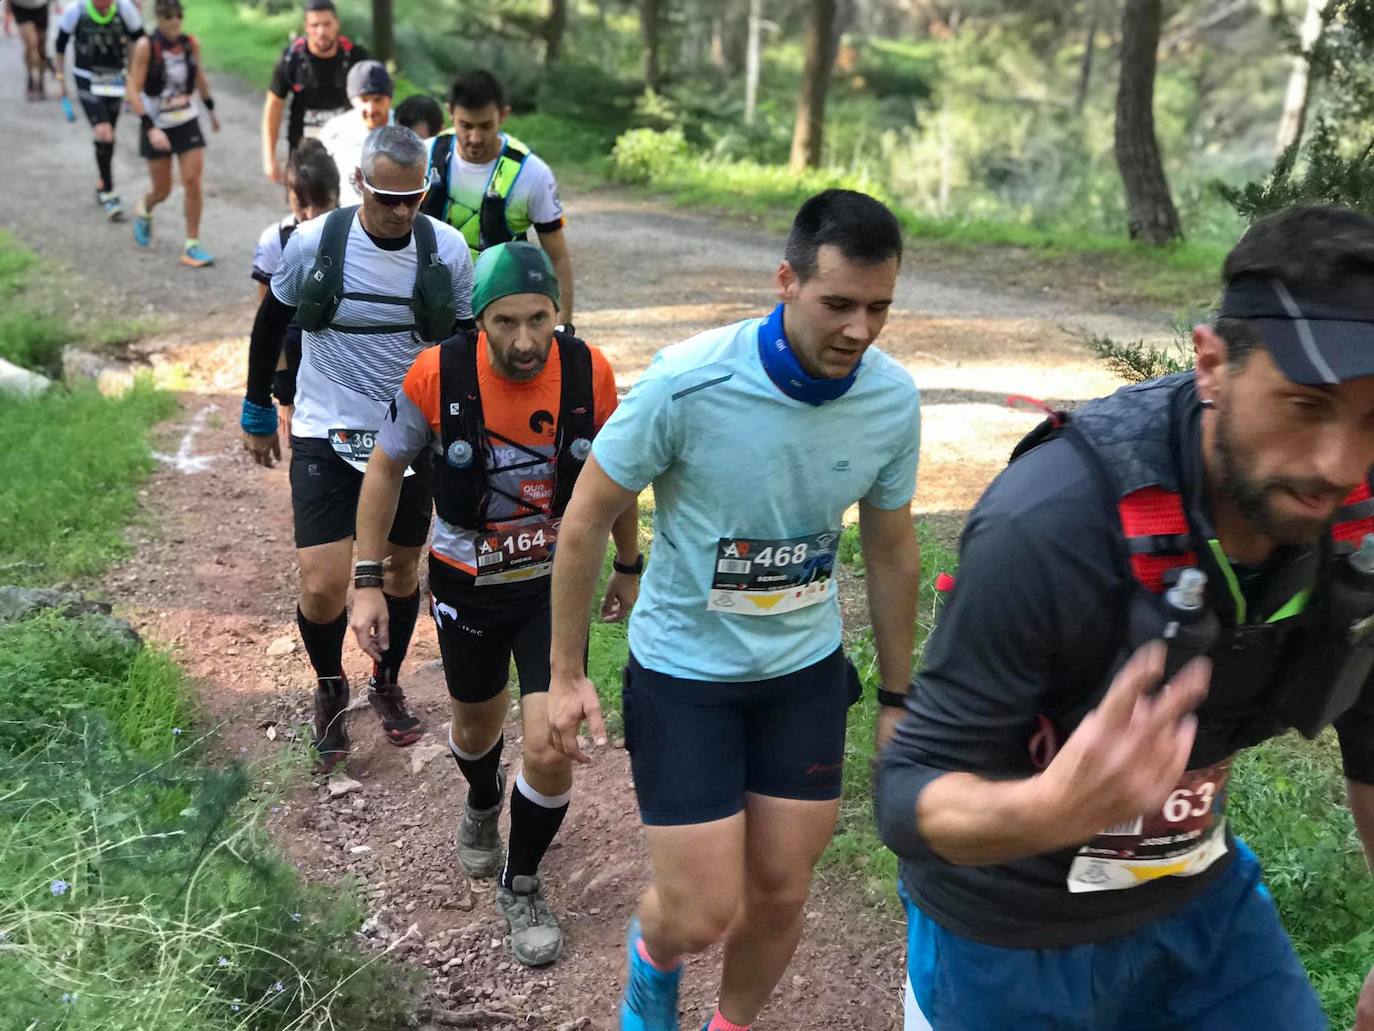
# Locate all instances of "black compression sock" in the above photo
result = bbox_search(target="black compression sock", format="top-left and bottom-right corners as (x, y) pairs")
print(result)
(376, 589), (420, 685)
(450, 732), (503, 810)
(296, 606), (347, 680)
(94, 140), (114, 193)
(502, 772), (570, 888)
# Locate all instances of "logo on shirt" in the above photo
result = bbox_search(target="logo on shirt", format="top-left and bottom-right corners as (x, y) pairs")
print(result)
(529, 409), (555, 435)
(449, 402), (462, 416)
(519, 479), (554, 506)
(832, 460), (850, 472)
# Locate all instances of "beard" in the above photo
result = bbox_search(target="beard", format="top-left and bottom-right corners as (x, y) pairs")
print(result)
(1213, 405), (1344, 546)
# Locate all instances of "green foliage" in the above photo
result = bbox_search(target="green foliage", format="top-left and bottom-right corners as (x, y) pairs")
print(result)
(0, 230), (72, 375)
(1229, 732), (1374, 1027)
(1080, 327), (1196, 384)
(0, 614), (418, 1030)
(610, 127), (691, 183)
(0, 383), (176, 585)
(1219, 122), (1374, 224)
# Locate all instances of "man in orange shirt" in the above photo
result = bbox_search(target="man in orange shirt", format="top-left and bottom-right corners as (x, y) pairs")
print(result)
(351, 242), (641, 966)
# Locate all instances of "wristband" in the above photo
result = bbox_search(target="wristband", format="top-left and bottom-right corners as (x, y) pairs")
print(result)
(613, 554), (644, 576)
(876, 688), (909, 709)
(240, 398), (278, 436)
(203, 96), (215, 111)
(354, 560), (384, 576)
(353, 575), (384, 590)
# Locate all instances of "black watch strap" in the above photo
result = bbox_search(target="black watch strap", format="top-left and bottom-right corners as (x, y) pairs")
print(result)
(613, 554), (644, 576)
(876, 688), (909, 709)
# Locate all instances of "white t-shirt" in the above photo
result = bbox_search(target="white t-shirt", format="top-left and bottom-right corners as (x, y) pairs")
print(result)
(251, 215), (298, 285)
(426, 134), (564, 249)
(318, 110), (372, 206)
(270, 210), (475, 442)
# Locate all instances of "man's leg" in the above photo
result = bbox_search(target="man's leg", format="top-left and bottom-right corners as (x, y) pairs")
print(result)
(363, 540), (425, 744)
(714, 795), (840, 1026)
(296, 538), (353, 770)
(92, 122), (116, 194)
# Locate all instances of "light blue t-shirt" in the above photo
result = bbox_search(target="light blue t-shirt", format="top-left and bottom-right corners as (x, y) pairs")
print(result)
(593, 313), (922, 682)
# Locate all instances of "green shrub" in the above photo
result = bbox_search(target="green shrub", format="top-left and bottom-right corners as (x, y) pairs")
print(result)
(610, 127), (691, 184)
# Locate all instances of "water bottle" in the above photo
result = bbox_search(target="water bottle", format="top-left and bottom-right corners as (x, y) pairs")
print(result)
(1128, 568), (1220, 685)
(61, 96), (77, 123)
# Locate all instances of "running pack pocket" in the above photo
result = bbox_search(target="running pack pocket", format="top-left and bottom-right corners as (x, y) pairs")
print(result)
(295, 207), (354, 332)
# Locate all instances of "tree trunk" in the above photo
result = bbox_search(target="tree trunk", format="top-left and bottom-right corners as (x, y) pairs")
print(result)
(789, 0), (837, 171)
(1114, 0), (1182, 245)
(371, 0), (394, 62)
(1075, 0), (1102, 114)
(744, 0), (761, 124)
(710, 0), (728, 75)
(544, 0), (569, 64)
(641, 0), (663, 90)
(1274, 0), (1329, 155)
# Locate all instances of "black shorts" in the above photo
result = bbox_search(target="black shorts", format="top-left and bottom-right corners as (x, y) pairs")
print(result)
(288, 436), (433, 550)
(140, 117), (205, 159)
(428, 554), (553, 704)
(623, 647), (861, 827)
(78, 90), (122, 128)
(12, 4), (47, 30)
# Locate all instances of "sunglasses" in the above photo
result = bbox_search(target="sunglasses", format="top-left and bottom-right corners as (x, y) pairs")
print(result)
(359, 175), (428, 208)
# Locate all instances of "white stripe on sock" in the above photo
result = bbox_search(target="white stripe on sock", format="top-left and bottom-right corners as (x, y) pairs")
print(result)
(515, 770), (571, 809)
(448, 730), (500, 763)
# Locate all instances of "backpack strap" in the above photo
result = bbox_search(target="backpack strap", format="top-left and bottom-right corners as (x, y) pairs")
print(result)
(478, 138), (531, 249)
(293, 206), (355, 332)
(1332, 477), (1374, 555)
(420, 132), (456, 223)
(436, 330), (488, 528)
(1117, 486), (1197, 594)
(551, 332), (596, 516)
(410, 214), (457, 342)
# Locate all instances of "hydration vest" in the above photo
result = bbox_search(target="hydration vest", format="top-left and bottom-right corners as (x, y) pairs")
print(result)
(1009, 372), (1374, 753)
(433, 330), (595, 530)
(282, 34), (355, 93)
(294, 206), (456, 344)
(73, 0), (136, 77)
(420, 133), (531, 256)
(144, 30), (196, 101)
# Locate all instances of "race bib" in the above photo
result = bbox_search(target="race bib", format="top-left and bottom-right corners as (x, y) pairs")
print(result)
(473, 518), (558, 586)
(303, 105), (348, 130)
(1065, 759), (1233, 893)
(707, 531), (840, 616)
(88, 71), (127, 97)
(327, 428), (414, 476)
(158, 93), (196, 127)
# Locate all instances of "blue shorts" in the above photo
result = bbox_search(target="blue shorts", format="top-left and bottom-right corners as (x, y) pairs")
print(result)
(622, 647), (860, 826)
(902, 841), (1327, 1031)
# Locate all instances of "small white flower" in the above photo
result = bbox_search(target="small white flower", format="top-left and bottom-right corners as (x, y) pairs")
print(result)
(50, 880), (70, 897)
(217, 956), (229, 968)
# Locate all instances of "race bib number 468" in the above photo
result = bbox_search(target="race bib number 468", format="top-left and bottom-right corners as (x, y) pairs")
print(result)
(707, 531), (839, 616)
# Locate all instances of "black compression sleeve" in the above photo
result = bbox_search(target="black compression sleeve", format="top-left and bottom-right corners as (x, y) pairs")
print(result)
(54, 30), (70, 54)
(246, 292), (297, 407)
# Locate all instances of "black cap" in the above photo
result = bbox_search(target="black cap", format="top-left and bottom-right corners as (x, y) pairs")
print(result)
(1219, 276), (1374, 386)
(347, 60), (393, 100)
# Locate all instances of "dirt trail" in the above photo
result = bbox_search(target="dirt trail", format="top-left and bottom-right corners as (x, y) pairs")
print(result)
(1, 30), (1174, 1029)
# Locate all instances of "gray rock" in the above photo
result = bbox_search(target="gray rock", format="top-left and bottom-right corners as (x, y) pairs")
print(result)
(0, 357), (52, 398)
(0, 586), (140, 646)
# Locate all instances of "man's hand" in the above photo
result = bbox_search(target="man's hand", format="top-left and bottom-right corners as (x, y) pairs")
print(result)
(600, 570), (638, 623)
(349, 587), (389, 663)
(278, 405), (294, 451)
(265, 157), (283, 184)
(547, 670), (606, 765)
(876, 704), (906, 753)
(242, 430), (281, 467)
(147, 127), (171, 153)
(1035, 641), (1210, 845)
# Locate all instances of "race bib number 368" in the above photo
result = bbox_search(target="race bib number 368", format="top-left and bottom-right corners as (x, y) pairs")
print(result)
(707, 531), (839, 617)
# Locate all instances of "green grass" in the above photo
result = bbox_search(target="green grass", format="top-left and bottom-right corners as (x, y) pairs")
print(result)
(0, 383), (176, 585)
(0, 231), (73, 374)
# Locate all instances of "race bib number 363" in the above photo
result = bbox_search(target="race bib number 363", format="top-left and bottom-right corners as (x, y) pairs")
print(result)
(707, 531), (839, 617)
(1066, 758), (1233, 894)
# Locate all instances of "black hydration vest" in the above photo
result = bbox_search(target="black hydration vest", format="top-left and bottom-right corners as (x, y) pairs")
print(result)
(294, 206), (456, 344)
(143, 31), (196, 102)
(433, 330), (595, 530)
(1010, 373), (1374, 761)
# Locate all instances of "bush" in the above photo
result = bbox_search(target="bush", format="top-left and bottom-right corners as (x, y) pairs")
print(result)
(610, 127), (691, 184)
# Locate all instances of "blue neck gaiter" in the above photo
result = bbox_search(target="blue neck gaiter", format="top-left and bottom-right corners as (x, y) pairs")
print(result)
(757, 304), (858, 406)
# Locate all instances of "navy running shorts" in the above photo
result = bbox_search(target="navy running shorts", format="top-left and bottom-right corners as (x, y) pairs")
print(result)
(288, 436), (432, 550)
(901, 840), (1328, 1030)
(623, 647), (861, 826)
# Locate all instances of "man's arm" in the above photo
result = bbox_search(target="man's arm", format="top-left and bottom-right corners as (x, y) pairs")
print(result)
(599, 495), (641, 623)
(548, 456), (638, 762)
(537, 227), (573, 326)
(241, 290), (297, 466)
(262, 91), (286, 182)
(858, 499), (921, 749)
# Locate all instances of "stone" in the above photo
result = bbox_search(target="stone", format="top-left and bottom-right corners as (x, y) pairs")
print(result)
(0, 586), (139, 646)
(409, 742), (449, 776)
(0, 357), (52, 398)
(265, 636), (297, 657)
(329, 777), (364, 798)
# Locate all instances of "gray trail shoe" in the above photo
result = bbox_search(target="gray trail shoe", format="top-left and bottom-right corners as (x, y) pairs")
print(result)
(456, 766), (505, 879)
(496, 874), (564, 967)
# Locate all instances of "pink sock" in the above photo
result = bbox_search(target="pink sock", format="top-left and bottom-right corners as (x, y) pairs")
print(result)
(636, 937), (680, 973)
(706, 1009), (750, 1031)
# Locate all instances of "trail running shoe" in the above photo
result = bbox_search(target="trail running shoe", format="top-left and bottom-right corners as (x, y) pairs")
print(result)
(181, 241), (214, 268)
(620, 917), (681, 1031)
(97, 191), (124, 221)
(312, 674), (350, 774)
(456, 765), (505, 879)
(496, 874), (564, 967)
(366, 669), (424, 745)
(133, 209), (152, 247)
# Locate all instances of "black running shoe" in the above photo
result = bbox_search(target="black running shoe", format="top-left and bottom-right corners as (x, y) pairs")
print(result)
(367, 666), (424, 746)
(312, 675), (350, 773)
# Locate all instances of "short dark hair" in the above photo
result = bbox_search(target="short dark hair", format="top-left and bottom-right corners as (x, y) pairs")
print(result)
(305, 0), (336, 12)
(1220, 206), (1374, 366)
(784, 189), (903, 281)
(286, 137), (340, 211)
(395, 94), (445, 136)
(448, 70), (504, 112)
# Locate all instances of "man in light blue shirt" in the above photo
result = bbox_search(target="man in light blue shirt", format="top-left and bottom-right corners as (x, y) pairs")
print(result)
(547, 190), (923, 1031)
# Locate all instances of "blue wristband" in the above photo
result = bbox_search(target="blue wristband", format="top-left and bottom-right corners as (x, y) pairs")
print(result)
(240, 398), (278, 436)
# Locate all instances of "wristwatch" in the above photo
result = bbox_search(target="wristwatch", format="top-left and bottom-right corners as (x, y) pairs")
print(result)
(613, 554), (644, 576)
(876, 688), (909, 709)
